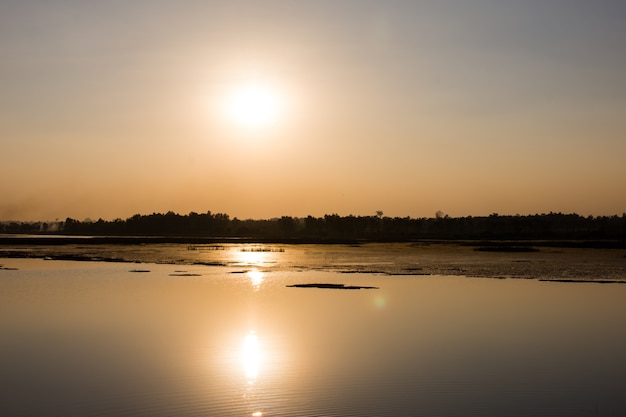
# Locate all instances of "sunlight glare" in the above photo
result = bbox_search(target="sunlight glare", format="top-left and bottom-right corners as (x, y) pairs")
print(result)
(225, 84), (283, 128)
(236, 250), (268, 267)
(242, 331), (261, 380)
(247, 269), (265, 289)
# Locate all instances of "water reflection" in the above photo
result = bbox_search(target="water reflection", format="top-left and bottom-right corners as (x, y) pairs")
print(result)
(5, 260), (626, 416)
(242, 331), (261, 381)
(247, 269), (265, 290)
(236, 250), (268, 267)
(241, 331), (264, 417)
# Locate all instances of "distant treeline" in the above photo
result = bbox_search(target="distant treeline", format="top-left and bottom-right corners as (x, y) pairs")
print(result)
(2, 211), (626, 241)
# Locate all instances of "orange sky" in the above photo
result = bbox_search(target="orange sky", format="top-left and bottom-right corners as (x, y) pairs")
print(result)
(1, 1), (625, 221)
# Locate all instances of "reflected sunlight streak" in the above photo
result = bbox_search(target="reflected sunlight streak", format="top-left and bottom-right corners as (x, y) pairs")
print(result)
(235, 250), (268, 268)
(242, 331), (261, 381)
(247, 269), (265, 289)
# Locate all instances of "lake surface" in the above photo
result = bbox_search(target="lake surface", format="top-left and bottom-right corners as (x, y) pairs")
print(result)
(1, 243), (626, 416)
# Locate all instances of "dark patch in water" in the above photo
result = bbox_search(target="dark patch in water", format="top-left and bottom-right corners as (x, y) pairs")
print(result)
(540, 279), (626, 284)
(339, 270), (383, 274)
(287, 283), (378, 290)
(475, 246), (539, 252)
(192, 261), (226, 266)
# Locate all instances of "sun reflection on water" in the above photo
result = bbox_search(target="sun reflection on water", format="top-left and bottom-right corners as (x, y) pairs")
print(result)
(241, 331), (265, 417)
(236, 250), (268, 267)
(242, 331), (261, 381)
(247, 269), (265, 289)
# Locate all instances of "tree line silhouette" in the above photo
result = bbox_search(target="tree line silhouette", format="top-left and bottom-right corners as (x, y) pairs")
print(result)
(2, 211), (625, 242)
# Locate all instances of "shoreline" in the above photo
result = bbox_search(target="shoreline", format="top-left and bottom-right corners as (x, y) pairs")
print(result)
(1, 235), (625, 249)
(2, 241), (625, 284)
(1, 254), (625, 284)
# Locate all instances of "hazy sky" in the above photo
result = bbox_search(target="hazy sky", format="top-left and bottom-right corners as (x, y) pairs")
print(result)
(2, 0), (625, 221)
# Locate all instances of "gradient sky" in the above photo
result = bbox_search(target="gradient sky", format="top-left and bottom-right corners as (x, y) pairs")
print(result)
(2, 0), (625, 221)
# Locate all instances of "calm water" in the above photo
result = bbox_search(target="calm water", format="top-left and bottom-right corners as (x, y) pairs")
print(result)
(1, 244), (626, 416)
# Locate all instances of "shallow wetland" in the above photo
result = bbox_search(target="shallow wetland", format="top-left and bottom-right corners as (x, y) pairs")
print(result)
(1, 242), (626, 416)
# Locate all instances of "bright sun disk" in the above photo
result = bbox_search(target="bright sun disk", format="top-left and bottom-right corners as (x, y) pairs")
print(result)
(225, 84), (282, 128)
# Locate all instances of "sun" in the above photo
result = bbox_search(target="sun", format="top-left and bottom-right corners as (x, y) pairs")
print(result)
(224, 83), (283, 128)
